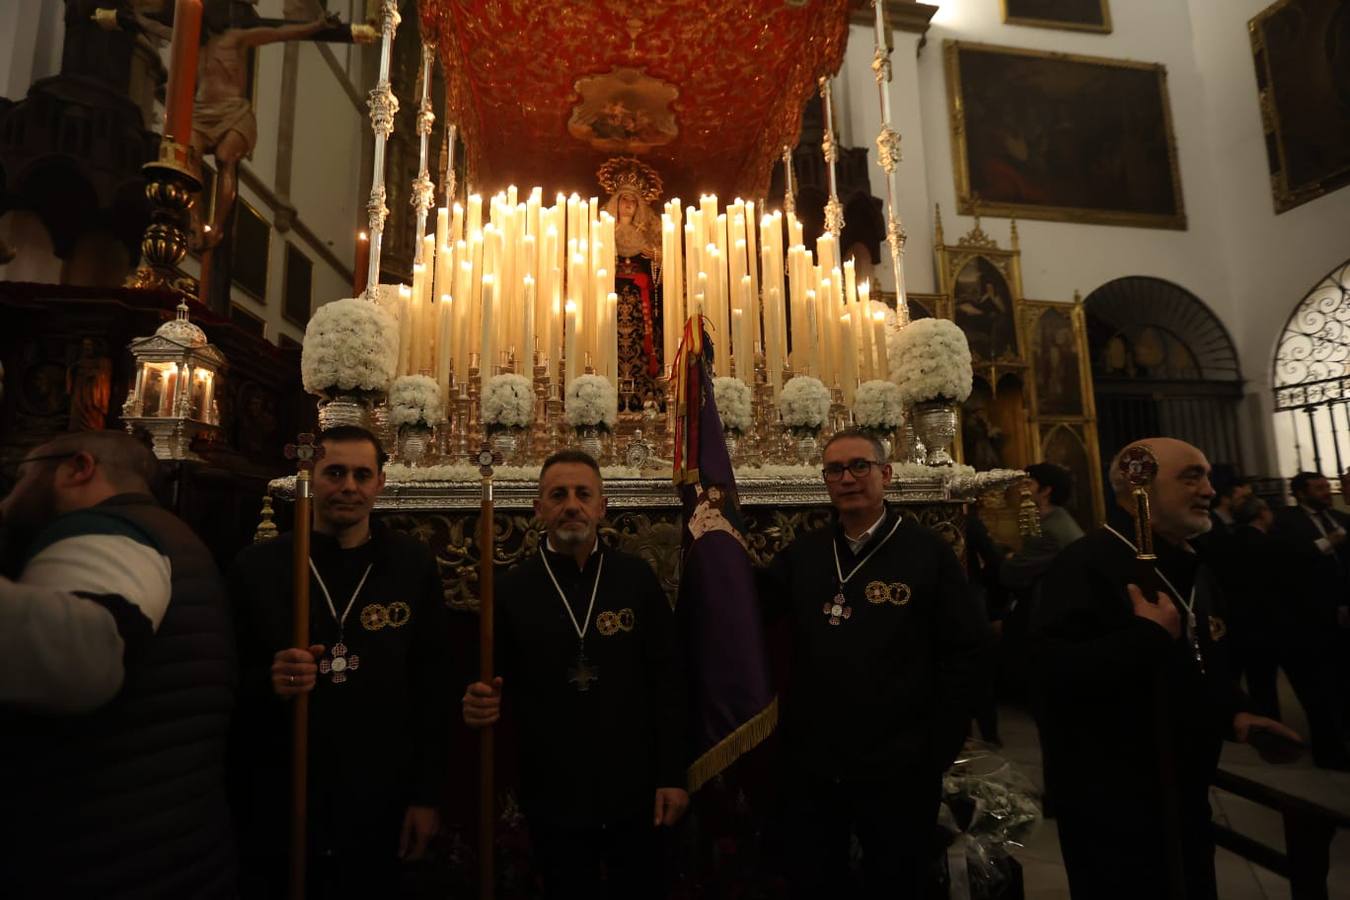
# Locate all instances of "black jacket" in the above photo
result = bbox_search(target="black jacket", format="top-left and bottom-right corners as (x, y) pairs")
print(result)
(228, 521), (452, 868)
(2, 494), (237, 899)
(495, 545), (686, 827)
(762, 506), (989, 780)
(1269, 505), (1350, 629)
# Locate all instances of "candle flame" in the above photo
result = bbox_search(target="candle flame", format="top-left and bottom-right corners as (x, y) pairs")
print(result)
(358, 231), (367, 240)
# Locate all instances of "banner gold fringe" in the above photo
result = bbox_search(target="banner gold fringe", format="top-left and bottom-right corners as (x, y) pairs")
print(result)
(686, 695), (779, 793)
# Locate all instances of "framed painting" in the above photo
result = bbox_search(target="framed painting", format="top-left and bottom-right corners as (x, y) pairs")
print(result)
(954, 256), (1019, 363)
(1249, 0), (1350, 213)
(945, 41), (1186, 229)
(1002, 0), (1111, 33)
(231, 198), (271, 302)
(282, 242), (312, 327)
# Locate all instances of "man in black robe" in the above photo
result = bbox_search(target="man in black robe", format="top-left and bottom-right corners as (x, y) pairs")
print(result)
(1034, 437), (1300, 900)
(229, 426), (452, 898)
(462, 449), (687, 898)
(761, 428), (989, 899)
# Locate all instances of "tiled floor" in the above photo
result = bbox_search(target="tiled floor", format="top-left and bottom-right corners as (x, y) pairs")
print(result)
(996, 673), (1350, 899)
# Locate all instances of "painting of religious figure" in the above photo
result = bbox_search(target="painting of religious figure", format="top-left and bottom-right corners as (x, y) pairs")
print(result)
(945, 41), (1185, 229)
(570, 68), (679, 154)
(954, 257), (1018, 362)
(1034, 307), (1084, 416)
(1002, 0), (1111, 33)
(1250, 0), (1350, 212)
(1041, 424), (1094, 530)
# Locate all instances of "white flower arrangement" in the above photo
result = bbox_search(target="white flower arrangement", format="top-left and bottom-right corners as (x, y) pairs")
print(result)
(387, 375), (441, 428)
(853, 379), (904, 431)
(889, 318), (973, 406)
(779, 375), (831, 434)
(301, 298), (399, 397)
(564, 374), (618, 430)
(713, 376), (753, 434)
(481, 373), (535, 431)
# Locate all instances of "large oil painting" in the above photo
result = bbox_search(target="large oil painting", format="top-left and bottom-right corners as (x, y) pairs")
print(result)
(1250, 0), (1350, 212)
(1002, 0), (1111, 33)
(945, 41), (1185, 229)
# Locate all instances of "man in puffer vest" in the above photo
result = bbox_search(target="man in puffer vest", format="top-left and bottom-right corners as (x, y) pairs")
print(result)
(0, 430), (237, 899)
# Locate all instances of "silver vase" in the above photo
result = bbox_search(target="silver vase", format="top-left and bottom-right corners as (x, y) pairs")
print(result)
(317, 392), (375, 430)
(912, 400), (957, 466)
(794, 431), (820, 465)
(490, 428), (522, 465)
(400, 424), (433, 467)
(575, 425), (604, 461)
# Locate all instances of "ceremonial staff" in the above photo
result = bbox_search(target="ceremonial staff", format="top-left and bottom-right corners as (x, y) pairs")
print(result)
(475, 444), (502, 900)
(284, 434), (323, 900)
(1118, 446), (1186, 900)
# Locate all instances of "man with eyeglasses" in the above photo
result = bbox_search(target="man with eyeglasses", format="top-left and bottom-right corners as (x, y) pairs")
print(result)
(228, 425), (452, 897)
(0, 430), (236, 897)
(761, 428), (988, 898)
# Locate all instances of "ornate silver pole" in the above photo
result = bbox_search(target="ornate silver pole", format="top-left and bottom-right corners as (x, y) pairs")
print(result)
(782, 146), (796, 217)
(443, 122), (458, 207)
(410, 42), (436, 263)
(870, 0), (909, 326)
(818, 76), (844, 238)
(361, 0), (401, 300)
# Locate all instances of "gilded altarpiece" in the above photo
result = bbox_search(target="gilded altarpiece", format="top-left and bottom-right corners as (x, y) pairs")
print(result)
(1022, 298), (1104, 530)
(933, 213), (1033, 475)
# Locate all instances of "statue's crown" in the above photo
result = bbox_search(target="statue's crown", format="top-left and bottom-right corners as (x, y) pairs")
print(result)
(597, 156), (662, 203)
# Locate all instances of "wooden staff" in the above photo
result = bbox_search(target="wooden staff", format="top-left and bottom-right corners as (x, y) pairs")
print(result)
(284, 434), (323, 900)
(474, 444), (502, 900)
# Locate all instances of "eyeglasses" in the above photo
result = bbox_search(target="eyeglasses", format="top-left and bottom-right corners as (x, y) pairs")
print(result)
(822, 459), (885, 482)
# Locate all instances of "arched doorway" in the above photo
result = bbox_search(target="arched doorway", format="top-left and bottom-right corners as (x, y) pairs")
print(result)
(1271, 258), (1350, 477)
(1084, 277), (1245, 471)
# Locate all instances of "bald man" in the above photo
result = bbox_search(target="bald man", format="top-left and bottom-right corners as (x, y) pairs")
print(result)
(1033, 438), (1298, 900)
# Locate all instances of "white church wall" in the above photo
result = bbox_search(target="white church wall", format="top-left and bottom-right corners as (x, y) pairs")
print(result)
(829, 0), (1350, 476)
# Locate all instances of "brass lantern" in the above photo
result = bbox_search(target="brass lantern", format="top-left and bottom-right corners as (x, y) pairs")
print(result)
(122, 301), (227, 460)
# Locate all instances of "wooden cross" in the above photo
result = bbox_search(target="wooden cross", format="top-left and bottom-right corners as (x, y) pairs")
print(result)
(284, 432), (325, 471)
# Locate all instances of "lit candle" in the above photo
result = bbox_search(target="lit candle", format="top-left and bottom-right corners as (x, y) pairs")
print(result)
(410, 263), (426, 373)
(353, 232), (370, 296)
(435, 207), (449, 256)
(873, 309), (890, 381)
(480, 274), (495, 389)
(466, 193), (483, 239)
(522, 274), (535, 368)
(605, 291), (618, 380)
(450, 202), (464, 245)
(398, 285), (413, 376)
(565, 300), (580, 387)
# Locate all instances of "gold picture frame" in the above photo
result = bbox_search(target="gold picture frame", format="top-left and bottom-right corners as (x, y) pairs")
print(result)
(945, 40), (1186, 229)
(1001, 0), (1112, 34)
(1249, 0), (1350, 213)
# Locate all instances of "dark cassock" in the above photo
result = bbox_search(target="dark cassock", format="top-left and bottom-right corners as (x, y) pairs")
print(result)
(760, 504), (989, 896)
(1033, 509), (1247, 900)
(495, 540), (686, 895)
(227, 521), (452, 898)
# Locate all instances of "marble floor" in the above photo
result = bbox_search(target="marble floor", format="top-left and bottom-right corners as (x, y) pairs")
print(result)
(995, 675), (1350, 899)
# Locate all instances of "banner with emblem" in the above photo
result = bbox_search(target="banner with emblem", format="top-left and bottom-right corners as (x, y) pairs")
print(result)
(673, 316), (777, 791)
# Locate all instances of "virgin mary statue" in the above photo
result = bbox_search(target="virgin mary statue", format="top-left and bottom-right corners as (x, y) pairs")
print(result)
(598, 157), (664, 410)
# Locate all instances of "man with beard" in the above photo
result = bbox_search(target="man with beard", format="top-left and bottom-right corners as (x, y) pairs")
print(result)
(0, 431), (236, 897)
(462, 449), (687, 898)
(1035, 437), (1300, 899)
(229, 426), (452, 897)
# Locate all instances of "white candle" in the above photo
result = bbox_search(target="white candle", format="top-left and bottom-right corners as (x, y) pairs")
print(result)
(467, 193), (483, 239)
(480, 274), (495, 388)
(873, 309), (890, 381)
(523, 274), (535, 368)
(436, 293), (452, 404)
(565, 299), (579, 387)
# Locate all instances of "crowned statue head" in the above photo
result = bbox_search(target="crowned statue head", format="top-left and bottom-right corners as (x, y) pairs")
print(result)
(597, 156), (663, 263)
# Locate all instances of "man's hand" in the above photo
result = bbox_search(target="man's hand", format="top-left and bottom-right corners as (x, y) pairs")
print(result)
(399, 805), (440, 860)
(462, 677), (502, 729)
(1233, 712), (1303, 746)
(653, 787), (689, 827)
(270, 644), (325, 697)
(1127, 584), (1180, 639)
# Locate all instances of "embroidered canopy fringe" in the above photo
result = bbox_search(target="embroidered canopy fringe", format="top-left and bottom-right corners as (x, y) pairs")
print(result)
(687, 696), (779, 792)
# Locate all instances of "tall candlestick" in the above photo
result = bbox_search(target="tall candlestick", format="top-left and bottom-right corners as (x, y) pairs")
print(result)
(164, 0), (204, 146)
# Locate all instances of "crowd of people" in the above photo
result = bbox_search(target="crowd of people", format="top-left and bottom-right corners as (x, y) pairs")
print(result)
(1, 426), (1344, 899)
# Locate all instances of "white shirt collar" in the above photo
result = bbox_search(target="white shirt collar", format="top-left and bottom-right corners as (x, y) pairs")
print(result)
(844, 510), (888, 554)
(545, 535), (601, 557)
